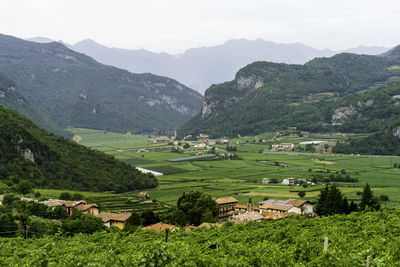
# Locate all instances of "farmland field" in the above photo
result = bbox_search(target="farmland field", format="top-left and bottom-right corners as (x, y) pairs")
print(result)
(68, 128), (400, 207)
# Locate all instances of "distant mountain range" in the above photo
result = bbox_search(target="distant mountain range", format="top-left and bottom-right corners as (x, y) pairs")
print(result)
(0, 34), (202, 136)
(27, 37), (390, 93)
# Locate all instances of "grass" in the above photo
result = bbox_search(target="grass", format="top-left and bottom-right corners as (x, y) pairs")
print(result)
(64, 128), (400, 207)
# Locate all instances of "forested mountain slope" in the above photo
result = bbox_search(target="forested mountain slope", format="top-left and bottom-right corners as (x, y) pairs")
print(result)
(179, 50), (400, 138)
(0, 72), (69, 137)
(0, 105), (157, 192)
(0, 34), (202, 135)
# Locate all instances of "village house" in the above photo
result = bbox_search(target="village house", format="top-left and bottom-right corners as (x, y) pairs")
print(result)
(41, 199), (65, 209)
(271, 143), (295, 152)
(257, 199), (313, 216)
(216, 197), (238, 219)
(199, 133), (209, 138)
(138, 192), (149, 200)
(194, 142), (207, 149)
(207, 139), (216, 146)
(147, 136), (170, 143)
(137, 148), (149, 153)
(96, 212), (131, 230)
(142, 222), (176, 231)
(286, 199), (314, 216)
(261, 178), (271, 184)
(282, 177), (295, 185)
(298, 178), (307, 184)
(62, 200), (88, 216)
(259, 201), (300, 214)
(220, 139), (229, 145)
(75, 203), (99, 216)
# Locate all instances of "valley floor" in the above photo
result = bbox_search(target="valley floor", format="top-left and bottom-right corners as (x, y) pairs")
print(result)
(60, 128), (400, 209)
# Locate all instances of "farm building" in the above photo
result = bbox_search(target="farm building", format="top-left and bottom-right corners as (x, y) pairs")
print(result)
(258, 199), (313, 216)
(271, 143), (294, 151)
(216, 197), (238, 219)
(261, 178), (271, 184)
(207, 139), (216, 145)
(220, 139), (229, 145)
(282, 177), (295, 185)
(96, 212), (131, 229)
(138, 192), (150, 200)
(142, 222), (176, 232)
(75, 203), (99, 216)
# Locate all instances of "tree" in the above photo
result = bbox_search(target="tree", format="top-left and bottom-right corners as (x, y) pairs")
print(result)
(126, 212), (142, 227)
(14, 180), (33, 195)
(342, 197), (350, 214)
(315, 185), (345, 216)
(175, 191), (219, 226)
(60, 192), (72, 200)
(349, 200), (358, 212)
(2, 194), (19, 205)
(379, 195), (389, 202)
(298, 191), (306, 198)
(141, 210), (160, 226)
(360, 183), (380, 211)
(61, 210), (105, 235)
(72, 193), (84, 200)
(0, 210), (18, 237)
(183, 143), (190, 149)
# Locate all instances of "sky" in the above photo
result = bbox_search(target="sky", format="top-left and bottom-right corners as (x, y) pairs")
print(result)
(0, 0), (399, 53)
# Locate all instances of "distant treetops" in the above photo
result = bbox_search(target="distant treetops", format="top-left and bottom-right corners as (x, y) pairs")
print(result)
(316, 183), (380, 216)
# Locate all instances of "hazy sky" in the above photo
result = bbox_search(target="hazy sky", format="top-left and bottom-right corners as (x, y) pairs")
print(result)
(1, 0), (399, 53)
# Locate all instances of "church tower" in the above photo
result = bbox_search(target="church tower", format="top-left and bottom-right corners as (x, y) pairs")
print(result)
(247, 197), (254, 212)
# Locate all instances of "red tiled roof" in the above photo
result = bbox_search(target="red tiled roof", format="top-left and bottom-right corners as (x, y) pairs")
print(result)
(259, 203), (293, 212)
(76, 203), (98, 211)
(216, 197), (238, 205)
(142, 222), (175, 231)
(96, 212), (131, 223)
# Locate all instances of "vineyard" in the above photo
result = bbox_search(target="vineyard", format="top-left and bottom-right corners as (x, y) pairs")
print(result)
(1, 208), (400, 266)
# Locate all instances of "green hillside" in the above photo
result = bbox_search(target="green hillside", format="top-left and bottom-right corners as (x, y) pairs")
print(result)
(0, 33), (202, 135)
(0, 104), (158, 192)
(179, 52), (400, 138)
(2, 208), (400, 265)
(0, 72), (70, 137)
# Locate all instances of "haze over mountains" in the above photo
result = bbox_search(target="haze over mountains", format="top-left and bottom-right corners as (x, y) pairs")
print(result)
(27, 37), (389, 93)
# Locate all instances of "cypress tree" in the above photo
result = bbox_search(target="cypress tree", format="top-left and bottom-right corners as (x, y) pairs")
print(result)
(342, 197), (350, 214)
(349, 200), (358, 212)
(360, 183), (380, 211)
(316, 184), (345, 216)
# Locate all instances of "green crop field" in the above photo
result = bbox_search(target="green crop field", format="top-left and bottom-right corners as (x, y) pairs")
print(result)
(68, 128), (400, 207)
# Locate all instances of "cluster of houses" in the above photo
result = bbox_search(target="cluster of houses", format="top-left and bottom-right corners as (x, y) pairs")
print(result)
(270, 143), (295, 152)
(215, 196), (314, 223)
(42, 194), (148, 230)
(261, 177), (314, 186)
(147, 136), (171, 143)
